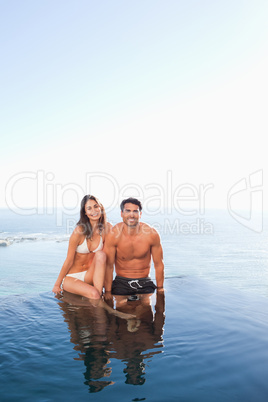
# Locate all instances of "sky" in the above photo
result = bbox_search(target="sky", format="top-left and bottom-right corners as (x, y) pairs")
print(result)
(1, 0), (267, 218)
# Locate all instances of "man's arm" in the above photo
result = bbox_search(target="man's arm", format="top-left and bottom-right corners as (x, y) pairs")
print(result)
(151, 231), (164, 289)
(103, 232), (116, 292)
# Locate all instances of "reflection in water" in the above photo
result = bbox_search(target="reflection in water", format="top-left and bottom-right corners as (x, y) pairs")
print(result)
(57, 292), (113, 392)
(107, 292), (165, 385)
(56, 291), (165, 392)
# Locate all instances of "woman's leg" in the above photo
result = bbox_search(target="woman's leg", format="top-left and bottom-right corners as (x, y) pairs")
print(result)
(62, 276), (101, 299)
(84, 251), (106, 295)
(63, 251), (106, 299)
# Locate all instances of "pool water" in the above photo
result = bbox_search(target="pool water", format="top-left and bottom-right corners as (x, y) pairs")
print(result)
(1, 277), (268, 401)
(1, 208), (268, 400)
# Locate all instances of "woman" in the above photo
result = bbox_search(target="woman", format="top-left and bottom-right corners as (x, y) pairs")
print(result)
(52, 195), (111, 299)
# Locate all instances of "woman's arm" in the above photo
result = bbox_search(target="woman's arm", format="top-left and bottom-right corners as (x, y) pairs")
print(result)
(52, 229), (81, 294)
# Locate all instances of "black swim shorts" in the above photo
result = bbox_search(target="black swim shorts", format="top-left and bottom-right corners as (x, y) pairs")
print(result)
(111, 276), (157, 295)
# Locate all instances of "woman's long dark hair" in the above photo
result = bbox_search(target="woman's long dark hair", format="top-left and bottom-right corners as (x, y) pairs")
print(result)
(76, 195), (107, 239)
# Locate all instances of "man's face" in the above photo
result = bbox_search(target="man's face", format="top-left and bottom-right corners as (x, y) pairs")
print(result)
(121, 203), (141, 227)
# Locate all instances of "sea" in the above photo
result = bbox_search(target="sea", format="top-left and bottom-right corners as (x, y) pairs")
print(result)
(1, 207), (267, 298)
(1, 207), (268, 401)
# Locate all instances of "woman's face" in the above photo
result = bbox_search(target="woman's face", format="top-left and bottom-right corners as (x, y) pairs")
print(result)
(84, 199), (102, 222)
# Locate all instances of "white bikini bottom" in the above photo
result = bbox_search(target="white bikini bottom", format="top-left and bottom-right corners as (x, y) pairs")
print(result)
(62, 270), (87, 287)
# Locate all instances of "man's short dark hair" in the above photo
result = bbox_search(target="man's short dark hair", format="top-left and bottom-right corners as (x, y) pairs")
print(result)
(120, 198), (142, 212)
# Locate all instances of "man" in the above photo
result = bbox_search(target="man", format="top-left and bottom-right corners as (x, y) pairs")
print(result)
(104, 197), (164, 295)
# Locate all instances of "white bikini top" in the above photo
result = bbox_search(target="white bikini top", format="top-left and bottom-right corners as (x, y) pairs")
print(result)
(76, 236), (103, 254)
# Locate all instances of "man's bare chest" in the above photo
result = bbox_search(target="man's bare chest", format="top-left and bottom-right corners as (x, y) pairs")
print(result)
(117, 236), (151, 260)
